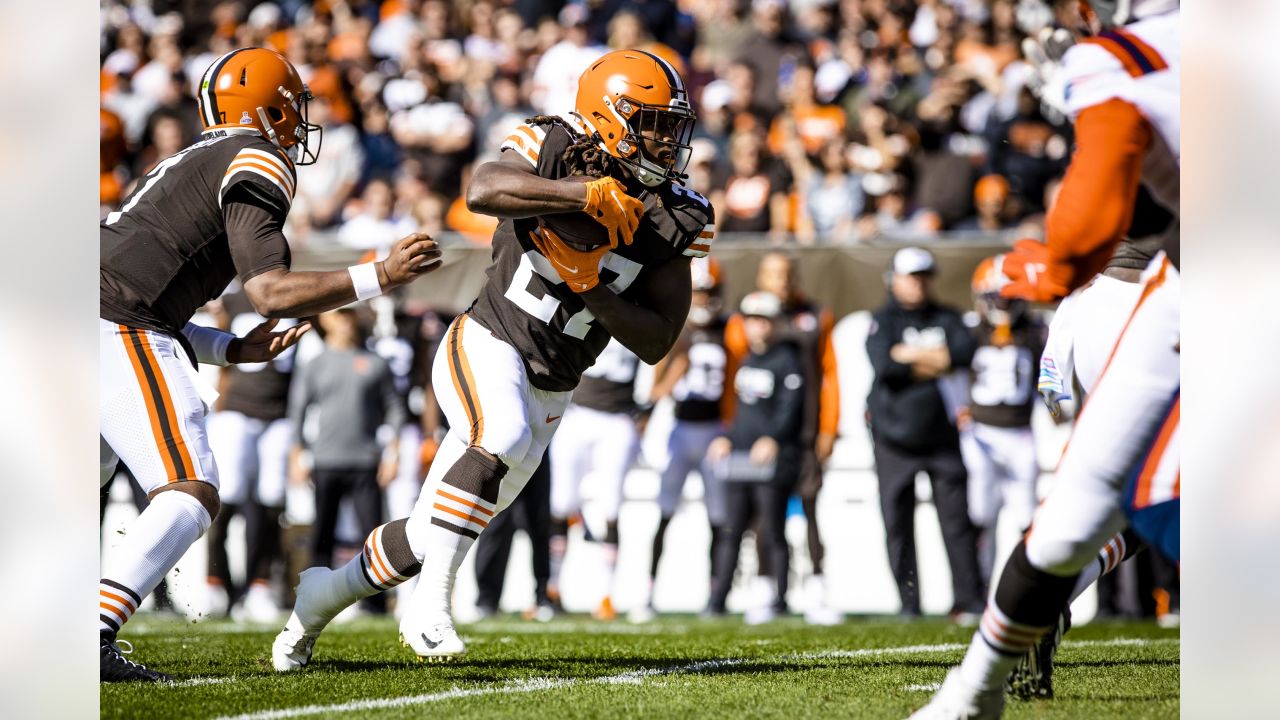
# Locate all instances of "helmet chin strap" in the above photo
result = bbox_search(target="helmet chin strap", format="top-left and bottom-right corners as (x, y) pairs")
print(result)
(257, 107), (281, 148)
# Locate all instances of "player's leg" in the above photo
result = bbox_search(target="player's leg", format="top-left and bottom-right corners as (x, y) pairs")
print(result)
(926, 443), (986, 616)
(204, 410), (252, 614)
(386, 423), (425, 615)
(960, 425), (1002, 588)
(99, 322), (220, 682)
(707, 480), (752, 615)
(872, 438), (923, 616)
(398, 315), (570, 656)
(547, 405), (592, 606)
(639, 419), (696, 620)
(242, 417), (291, 620)
(1124, 391), (1180, 562)
(913, 260), (1178, 718)
(588, 410), (638, 619)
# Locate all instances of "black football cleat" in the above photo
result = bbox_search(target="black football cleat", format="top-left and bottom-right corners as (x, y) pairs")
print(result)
(1006, 607), (1071, 700)
(101, 634), (173, 683)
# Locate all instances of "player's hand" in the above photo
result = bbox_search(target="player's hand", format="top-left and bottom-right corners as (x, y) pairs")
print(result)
(528, 227), (611, 292)
(381, 233), (443, 288)
(707, 436), (732, 464)
(1022, 27), (1075, 119)
(377, 456), (399, 489)
(1001, 239), (1074, 303)
(227, 318), (312, 364)
(815, 433), (836, 465)
(581, 176), (643, 249)
(750, 436), (779, 466)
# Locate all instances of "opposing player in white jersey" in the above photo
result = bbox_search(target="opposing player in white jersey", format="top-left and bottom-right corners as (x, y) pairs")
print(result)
(911, 1), (1179, 716)
(548, 337), (644, 620)
(272, 50), (713, 669)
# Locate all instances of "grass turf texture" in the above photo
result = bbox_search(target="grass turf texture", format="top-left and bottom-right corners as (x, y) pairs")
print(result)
(104, 615), (1178, 719)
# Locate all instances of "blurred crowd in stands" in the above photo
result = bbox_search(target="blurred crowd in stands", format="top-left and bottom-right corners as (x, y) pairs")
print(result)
(101, 0), (1079, 247)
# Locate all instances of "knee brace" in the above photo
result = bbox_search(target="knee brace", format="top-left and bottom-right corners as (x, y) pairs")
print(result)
(150, 480), (220, 526)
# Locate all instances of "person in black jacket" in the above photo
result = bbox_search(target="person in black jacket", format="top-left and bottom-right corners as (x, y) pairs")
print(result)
(705, 291), (805, 621)
(866, 247), (985, 620)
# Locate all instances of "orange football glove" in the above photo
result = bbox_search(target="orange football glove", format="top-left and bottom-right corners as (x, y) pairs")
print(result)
(529, 227), (611, 292)
(1000, 239), (1074, 303)
(582, 176), (644, 249)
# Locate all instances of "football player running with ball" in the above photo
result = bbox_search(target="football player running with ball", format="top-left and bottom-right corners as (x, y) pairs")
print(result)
(100, 48), (443, 682)
(273, 49), (715, 669)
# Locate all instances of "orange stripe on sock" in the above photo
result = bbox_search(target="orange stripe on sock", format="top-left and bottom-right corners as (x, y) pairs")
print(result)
(100, 602), (130, 623)
(101, 589), (138, 612)
(437, 488), (495, 517)
(365, 526), (396, 584)
(433, 502), (488, 529)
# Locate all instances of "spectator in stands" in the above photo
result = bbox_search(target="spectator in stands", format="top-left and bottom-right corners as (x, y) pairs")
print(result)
(865, 247), (985, 621)
(359, 102), (403, 189)
(735, 0), (809, 118)
(529, 4), (607, 115)
(953, 174), (1018, 233)
(293, 96), (364, 237)
(711, 131), (791, 241)
(790, 137), (864, 245)
(984, 86), (1071, 215)
(289, 306), (405, 610)
(338, 178), (418, 251)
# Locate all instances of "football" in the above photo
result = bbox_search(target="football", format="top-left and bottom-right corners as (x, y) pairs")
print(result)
(537, 174), (612, 251)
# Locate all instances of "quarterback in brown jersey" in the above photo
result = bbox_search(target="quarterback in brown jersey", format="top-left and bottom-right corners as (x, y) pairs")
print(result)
(273, 49), (715, 669)
(99, 48), (442, 682)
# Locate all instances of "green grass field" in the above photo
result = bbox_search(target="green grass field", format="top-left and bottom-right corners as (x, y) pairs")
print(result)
(103, 615), (1179, 719)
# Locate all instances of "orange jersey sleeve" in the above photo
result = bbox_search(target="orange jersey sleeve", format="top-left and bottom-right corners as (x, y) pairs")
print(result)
(817, 308), (840, 438)
(1046, 98), (1153, 281)
(721, 313), (749, 423)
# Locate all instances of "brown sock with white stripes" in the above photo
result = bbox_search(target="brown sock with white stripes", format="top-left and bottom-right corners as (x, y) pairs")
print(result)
(403, 447), (507, 626)
(959, 542), (1080, 690)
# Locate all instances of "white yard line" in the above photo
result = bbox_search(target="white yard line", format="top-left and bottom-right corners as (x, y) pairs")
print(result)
(169, 676), (237, 687)
(903, 683), (942, 692)
(210, 636), (1179, 719)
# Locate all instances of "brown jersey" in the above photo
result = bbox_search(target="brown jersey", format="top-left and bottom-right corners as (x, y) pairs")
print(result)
(467, 117), (716, 392)
(101, 128), (296, 339)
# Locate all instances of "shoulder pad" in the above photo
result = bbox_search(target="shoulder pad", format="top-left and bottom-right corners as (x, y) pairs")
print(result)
(1061, 41), (1133, 118)
(498, 121), (551, 168)
(219, 139), (296, 212)
(664, 182), (716, 258)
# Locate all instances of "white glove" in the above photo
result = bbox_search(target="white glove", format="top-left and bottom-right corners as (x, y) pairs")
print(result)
(1021, 27), (1076, 121)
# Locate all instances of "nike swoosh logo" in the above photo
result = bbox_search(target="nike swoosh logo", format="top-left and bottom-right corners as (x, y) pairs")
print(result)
(545, 414), (561, 423)
(420, 633), (440, 649)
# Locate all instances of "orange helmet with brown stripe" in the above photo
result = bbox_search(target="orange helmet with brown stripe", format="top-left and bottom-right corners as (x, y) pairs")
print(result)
(197, 47), (322, 165)
(573, 49), (696, 187)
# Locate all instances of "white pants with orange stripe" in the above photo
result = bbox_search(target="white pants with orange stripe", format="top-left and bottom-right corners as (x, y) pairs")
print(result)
(549, 404), (639, 521)
(409, 313), (572, 528)
(1025, 255), (1179, 575)
(99, 319), (219, 494)
(206, 412), (290, 506)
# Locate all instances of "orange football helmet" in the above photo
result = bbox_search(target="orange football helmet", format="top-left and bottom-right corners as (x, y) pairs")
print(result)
(971, 255), (1010, 297)
(574, 49), (695, 187)
(196, 47), (322, 164)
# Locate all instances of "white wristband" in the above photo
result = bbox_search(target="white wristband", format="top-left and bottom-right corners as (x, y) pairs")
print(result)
(348, 262), (383, 301)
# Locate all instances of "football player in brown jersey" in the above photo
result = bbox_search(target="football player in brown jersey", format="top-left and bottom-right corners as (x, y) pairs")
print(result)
(273, 49), (717, 669)
(100, 48), (442, 682)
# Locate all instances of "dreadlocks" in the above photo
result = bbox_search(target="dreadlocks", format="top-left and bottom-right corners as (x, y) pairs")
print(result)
(524, 115), (620, 179)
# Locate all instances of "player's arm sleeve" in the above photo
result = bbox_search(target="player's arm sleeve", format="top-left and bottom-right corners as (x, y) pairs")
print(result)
(224, 185), (292, 283)
(498, 122), (548, 168)
(683, 203), (716, 258)
(1045, 98), (1152, 273)
(817, 308), (840, 437)
(721, 313), (748, 423)
(865, 310), (912, 388)
(181, 322), (234, 366)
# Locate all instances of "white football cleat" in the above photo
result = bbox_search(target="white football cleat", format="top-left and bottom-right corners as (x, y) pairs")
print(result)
(271, 567), (349, 672)
(398, 619), (466, 662)
(908, 669), (1005, 720)
(627, 604), (656, 624)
